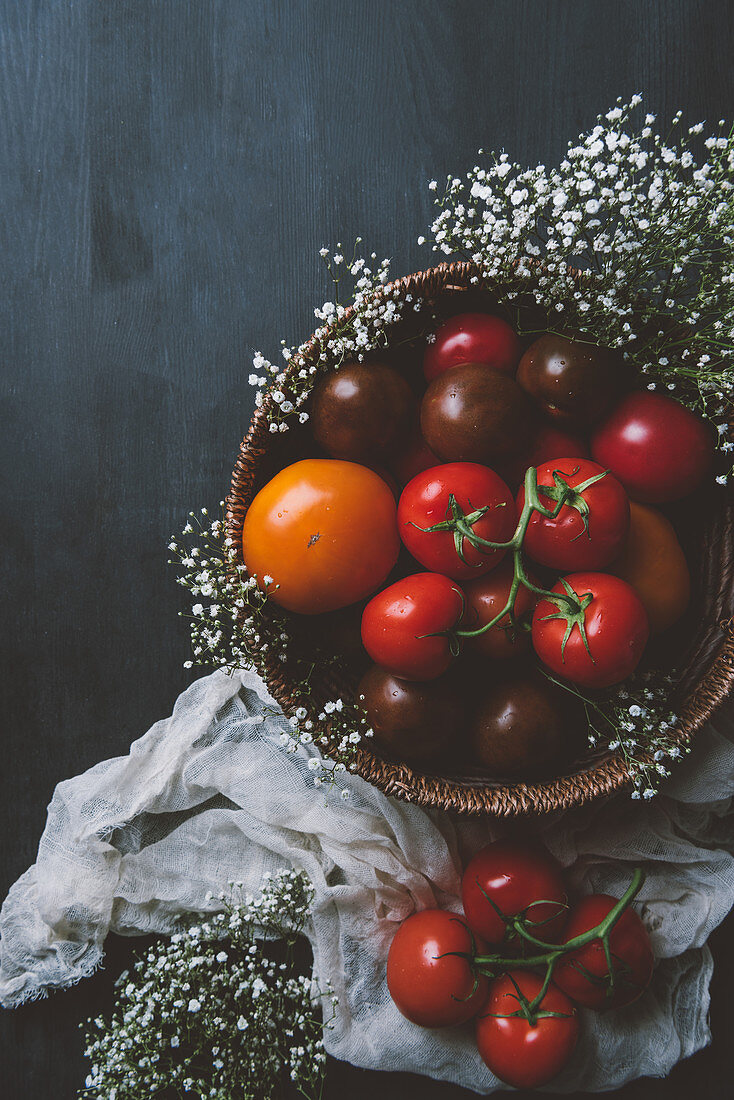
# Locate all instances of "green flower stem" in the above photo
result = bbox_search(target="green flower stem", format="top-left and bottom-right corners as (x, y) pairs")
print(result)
(471, 867), (645, 1019)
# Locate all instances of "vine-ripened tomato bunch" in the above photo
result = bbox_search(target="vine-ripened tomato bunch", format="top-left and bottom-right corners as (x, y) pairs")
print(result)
(242, 310), (713, 777)
(386, 840), (654, 1088)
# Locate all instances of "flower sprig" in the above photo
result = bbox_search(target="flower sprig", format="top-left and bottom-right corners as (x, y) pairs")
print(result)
(540, 667), (684, 798)
(80, 869), (335, 1100)
(426, 96), (734, 472)
(169, 506), (274, 672)
(247, 242), (422, 435)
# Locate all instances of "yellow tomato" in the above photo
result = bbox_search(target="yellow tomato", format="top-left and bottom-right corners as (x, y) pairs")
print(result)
(242, 458), (400, 614)
(609, 502), (690, 634)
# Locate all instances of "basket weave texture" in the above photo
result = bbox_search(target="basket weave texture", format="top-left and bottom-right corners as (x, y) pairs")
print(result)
(226, 262), (734, 816)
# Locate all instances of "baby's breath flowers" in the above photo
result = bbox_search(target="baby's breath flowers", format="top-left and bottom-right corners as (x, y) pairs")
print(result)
(169, 506), (272, 671)
(541, 668), (685, 799)
(427, 96), (734, 473)
(247, 242), (421, 435)
(80, 869), (335, 1100)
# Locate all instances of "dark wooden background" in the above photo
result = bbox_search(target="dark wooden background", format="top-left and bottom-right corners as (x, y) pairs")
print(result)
(2, 1), (733, 1096)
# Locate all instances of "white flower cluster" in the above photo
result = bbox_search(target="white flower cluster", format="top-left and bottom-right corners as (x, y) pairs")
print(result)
(570, 669), (685, 798)
(247, 242), (421, 434)
(169, 508), (276, 672)
(276, 696), (375, 802)
(80, 869), (335, 1100)
(426, 97), (734, 475)
(170, 513), (376, 790)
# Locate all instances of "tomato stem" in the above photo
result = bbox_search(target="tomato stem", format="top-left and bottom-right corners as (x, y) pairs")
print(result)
(455, 465), (591, 641)
(470, 867), (646, 1018)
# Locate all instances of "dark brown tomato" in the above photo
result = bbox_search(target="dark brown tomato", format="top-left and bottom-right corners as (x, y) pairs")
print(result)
(517, 334), (626, 428)
(420, 363), (533, 464)
(357, 664), (467, 765)
(461, 560), (538, 660)
(310, 361), (414, 462)
(469, 671), (585, 778)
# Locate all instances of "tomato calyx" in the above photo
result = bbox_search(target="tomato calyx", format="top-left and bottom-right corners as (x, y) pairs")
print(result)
(484, 972), (575, 1027)
(469, 879), (569, 950)
(410, 493), (510, 567)
(457, 867), (646, 1019)
(534, 465), (611, 542)
(536, 579), (595, 661)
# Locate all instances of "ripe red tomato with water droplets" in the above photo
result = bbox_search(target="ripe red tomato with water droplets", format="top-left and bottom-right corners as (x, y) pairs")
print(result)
(518, 458), (630, 571)
(398, 463), (516, 580)
(361, 572), (465, 680)
(591, 390), (714, 503)
(387, 909), (488, 1028)
(532, 572), (649, 688)
(553, 893), (654, 1010)
(501, 423), (590, 488)
(423, 313), (520, 381)
(476, 970), (580, 1088)
(461, 841), (568, 945)
(461, 560), (538, 659)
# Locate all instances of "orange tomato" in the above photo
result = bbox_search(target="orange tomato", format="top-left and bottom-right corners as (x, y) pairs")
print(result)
(242, 458), (400, 614)
(609, 502), (690, 633)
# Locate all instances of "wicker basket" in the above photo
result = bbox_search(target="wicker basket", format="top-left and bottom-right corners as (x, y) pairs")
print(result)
(226, 262), (734, 816)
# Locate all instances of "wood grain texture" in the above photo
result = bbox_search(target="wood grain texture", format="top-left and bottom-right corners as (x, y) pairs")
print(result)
(1, 0), (733, 1096)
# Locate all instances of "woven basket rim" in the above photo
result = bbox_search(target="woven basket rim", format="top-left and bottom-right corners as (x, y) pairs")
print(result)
(225, 260), (734, 816)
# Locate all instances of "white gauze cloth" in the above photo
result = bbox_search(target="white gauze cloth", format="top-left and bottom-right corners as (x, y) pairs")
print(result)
(2, 668), (734, 1092)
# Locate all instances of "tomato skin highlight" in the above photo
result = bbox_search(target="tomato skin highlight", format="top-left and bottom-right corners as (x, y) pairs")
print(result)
(386, 909), (488, 1028)
(461, 841), (568, 945)
(423, 313), (520, 381)
(476, 971), (579, 1088)
(591, 391), (714, 503)
(242, 459), (400, 614)
(553, 894), (654, 1010)
(532, 572), (649, 688)
(519, 458), (630, 571)
(398, 463), (516, 580)
(361, 573), (465, 680)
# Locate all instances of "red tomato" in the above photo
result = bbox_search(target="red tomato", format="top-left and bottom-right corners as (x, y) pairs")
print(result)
(242, 459), (400, 614)
(518, 459), (630, 571)
(386, 909), (488, 1028)
(591, 391), (714, 503)
(389, 422), (443, 486)
(502, 423), (589, 488)
(397, 463), (516, 580)
(461, 841), (568, 945)
(532, 572), (649, 688)
(461, 560), (538, 659)
(553, 894), (654, 1010)
(361, 573), (465, 680)
(423, 313), (520, 381)
(476, 971), (579, 1088)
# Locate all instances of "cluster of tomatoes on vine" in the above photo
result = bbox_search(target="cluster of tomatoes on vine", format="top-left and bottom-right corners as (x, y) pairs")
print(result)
(387, 839), (654, 1088)
(243, 310), (713, 774)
